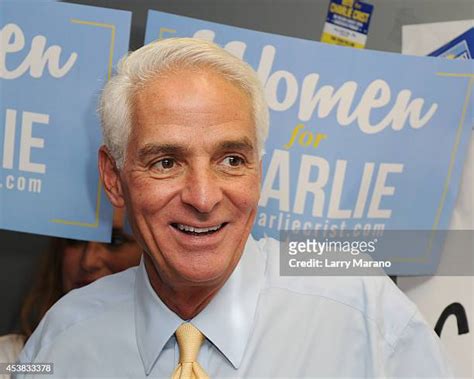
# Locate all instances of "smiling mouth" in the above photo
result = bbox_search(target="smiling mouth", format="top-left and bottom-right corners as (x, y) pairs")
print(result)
(171, 223), (227, 236)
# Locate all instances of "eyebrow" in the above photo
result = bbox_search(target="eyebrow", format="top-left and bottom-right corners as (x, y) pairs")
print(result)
(217, 137), (255, 154)
(137, 138), (256, 162)
(137, 144), (188, 162)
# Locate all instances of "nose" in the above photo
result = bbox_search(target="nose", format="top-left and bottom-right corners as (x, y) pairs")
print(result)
(180, 165), (223, 214)
(80, 242), (106, 273)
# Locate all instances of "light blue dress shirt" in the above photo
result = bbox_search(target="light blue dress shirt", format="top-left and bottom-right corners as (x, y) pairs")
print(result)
(17, 236), (452, 378)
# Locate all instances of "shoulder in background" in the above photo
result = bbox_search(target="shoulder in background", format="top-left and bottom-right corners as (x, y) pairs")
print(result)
(0, 333), (25, 364)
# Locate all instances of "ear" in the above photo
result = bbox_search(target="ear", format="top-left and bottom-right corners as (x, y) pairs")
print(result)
(98, 145), (125, 208)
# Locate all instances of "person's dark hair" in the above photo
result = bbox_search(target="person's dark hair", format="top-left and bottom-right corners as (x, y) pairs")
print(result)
(19, 238), (66, 340)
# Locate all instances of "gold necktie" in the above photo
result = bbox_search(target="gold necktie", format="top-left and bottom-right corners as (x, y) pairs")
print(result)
(171, 323), (210, 379)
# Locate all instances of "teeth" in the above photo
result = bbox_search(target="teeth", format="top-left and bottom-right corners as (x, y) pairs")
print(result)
(176, 224), (222, 233)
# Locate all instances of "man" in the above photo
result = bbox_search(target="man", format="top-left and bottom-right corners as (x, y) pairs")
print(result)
(17, 38), (452, 378)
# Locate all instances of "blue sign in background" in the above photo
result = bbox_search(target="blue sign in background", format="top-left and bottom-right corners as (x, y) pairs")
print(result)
(326, 0), (374, 35)
(145, 11), (473, 274)
(0, 2), (131, 241)
(429, 28), (474, 60)
(429, 28), (474, 59)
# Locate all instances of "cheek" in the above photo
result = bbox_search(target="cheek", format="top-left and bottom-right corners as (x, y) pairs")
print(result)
(125, 177), (178, 214)
(232, 178), (261, 212)
(105, 245), (142, 272)
(61, 248), (82, 286)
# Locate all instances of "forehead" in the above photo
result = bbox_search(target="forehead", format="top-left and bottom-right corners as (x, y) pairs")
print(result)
(129, 68), (255, 149)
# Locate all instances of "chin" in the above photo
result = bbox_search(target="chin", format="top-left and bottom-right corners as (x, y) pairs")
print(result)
(177, 264), (230, 286)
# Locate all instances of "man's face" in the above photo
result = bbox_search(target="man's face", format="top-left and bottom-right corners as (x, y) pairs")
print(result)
(109, 68), (261, 289)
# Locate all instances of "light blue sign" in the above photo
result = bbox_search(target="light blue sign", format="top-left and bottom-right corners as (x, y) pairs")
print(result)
(0, 2), (131, 241)
(145, 11), (473, 274)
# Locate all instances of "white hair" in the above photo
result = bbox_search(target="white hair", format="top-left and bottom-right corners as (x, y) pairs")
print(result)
(99, 37), (269, 168)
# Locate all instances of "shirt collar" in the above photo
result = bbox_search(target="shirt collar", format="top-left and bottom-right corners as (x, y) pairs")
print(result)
(134, 256), (183, 375)
(134, 235), (266, 374)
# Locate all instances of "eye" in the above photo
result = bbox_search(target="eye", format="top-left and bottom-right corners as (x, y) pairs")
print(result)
(109, 233), (126, 248)
(222, 155), (245, 167)
(152, 158), (176, 171)
(106, 229), (134, 250)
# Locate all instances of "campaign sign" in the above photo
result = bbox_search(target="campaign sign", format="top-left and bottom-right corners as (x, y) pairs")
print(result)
(321, 0), (374, 48)
(429, 28), (474, 60)
(0, 2), (131, 241)
(145, 11), (473, 275)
